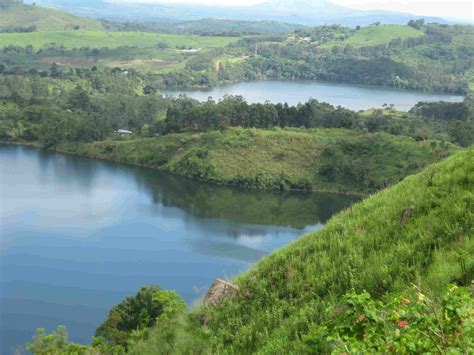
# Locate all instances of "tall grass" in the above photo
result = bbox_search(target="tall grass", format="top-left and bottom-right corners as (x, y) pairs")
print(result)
(178, 147), (473, 353)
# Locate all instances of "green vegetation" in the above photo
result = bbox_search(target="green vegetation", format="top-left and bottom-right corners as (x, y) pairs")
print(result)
(3, 7), (470, 351)
(55, 128), (459, 195)
(0, 4), (104, 32)
(187, 147), (474, 353)
(299, 285), (473, 353)
(95, 286), (185, 348)
(26, 147), (474, 353)
(103, 18), (306, 36)
(322, 24), (423, 47)
(0, 15), (471, 93)
(0, 30), (238, 50)
(0, 65), (470, 194)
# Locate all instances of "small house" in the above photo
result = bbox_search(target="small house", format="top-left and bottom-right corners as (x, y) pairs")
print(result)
(116, 129), (133, 136)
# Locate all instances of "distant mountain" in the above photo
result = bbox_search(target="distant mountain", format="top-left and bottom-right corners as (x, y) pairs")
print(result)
(24, 0), (451, 27)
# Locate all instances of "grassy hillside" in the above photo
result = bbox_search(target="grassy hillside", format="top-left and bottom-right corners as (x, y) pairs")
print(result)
(183, 147), (473, 353)
(345, 24), (423, 45)
(322, 24), (424, 48)
(0, 30), (238, 49)
(56, 128), (459, 195)
(0, 4), (103, 31)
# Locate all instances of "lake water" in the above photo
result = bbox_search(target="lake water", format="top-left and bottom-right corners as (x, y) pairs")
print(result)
(0, 145), (358, 354)
(163, 80), (464, 111)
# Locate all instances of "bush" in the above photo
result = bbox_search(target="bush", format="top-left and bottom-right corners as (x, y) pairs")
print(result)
(301, 285), (474, 353)
(95, 285), (185, 348)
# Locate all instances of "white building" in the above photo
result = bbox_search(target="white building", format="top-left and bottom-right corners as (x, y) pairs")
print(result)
(116, 129), (133, 136)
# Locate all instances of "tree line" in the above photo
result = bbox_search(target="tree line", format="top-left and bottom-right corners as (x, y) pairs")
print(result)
(163, 96), (358, 133)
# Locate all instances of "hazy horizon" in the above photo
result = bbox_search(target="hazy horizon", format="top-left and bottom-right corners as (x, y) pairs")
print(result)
(104, 0), (474, 21)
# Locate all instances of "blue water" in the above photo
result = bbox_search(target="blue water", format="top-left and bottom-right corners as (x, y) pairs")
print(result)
(164, 80), (464, 111)
(0, 145), (357, 354)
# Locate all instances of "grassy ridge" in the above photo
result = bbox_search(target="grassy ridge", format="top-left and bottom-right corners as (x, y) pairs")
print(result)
(0, 4), (104, 31)
(0, 30), (238, 49)
(322, 24), (424, 48)
(175, 147), (473, 353)
(56, 127), (459, 195)
(344, 25), (423, 46)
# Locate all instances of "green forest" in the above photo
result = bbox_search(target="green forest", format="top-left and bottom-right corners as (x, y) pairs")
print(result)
(0, 2), (473, 354)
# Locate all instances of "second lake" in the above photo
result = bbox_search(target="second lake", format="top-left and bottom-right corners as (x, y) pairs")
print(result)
(163, 80), (464, 111)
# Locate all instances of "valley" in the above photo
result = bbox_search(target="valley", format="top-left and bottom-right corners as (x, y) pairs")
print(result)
(0, 1), (472, 354)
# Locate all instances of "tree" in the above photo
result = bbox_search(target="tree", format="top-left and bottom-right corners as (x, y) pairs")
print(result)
(449, 120), (474, 147)
(49, 63), (61, 78)
(27, 326), (90, 354)
(95, 285), (185, 347)
(67, 86), (93, 112)
(408, 19), (425, 30)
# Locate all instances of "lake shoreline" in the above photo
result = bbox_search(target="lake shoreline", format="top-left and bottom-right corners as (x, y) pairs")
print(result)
(162, 79), (465, 111)
(164, 78), (467, 97)
(0, 140), (367, 197)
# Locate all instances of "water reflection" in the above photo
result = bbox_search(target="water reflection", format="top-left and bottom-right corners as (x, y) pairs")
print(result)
(134, 165), (357, 229)
(0, 145), (358, 354)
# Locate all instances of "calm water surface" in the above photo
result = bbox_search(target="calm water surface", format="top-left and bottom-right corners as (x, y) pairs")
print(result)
(0, 145), (358, 354)
(164, 80), (464, 111)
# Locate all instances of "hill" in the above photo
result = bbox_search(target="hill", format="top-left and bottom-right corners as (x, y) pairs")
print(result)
(184, 147), (473, 353)
(322, 24), (424, 47)
(0, 3), (103, 31)
(56, 128), (459, 195)
(26, 0), (451, 27)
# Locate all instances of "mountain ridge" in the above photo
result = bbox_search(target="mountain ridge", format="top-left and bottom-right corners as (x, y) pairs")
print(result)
(24, 0), (451, 27)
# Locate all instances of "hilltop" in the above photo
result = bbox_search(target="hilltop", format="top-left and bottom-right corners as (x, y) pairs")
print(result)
(321, 24), (424, 47)
(0, 3), (103, 31)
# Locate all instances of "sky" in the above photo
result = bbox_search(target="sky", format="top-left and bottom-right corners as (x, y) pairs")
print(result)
(108, 0), (473, 20)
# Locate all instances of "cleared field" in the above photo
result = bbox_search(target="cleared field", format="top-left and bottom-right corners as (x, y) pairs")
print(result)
(0, 30), (239, 49)
(322, 24), (423, 48)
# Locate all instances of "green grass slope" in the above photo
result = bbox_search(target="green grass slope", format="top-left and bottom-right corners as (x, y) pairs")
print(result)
(322, 24), (423, 48)
(0, 29), (239, 49)
(347, 25), (423, 45)
(179, 147), (473, 353)
(57, 128), (459, 195)
(0, 4), (104, 31)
